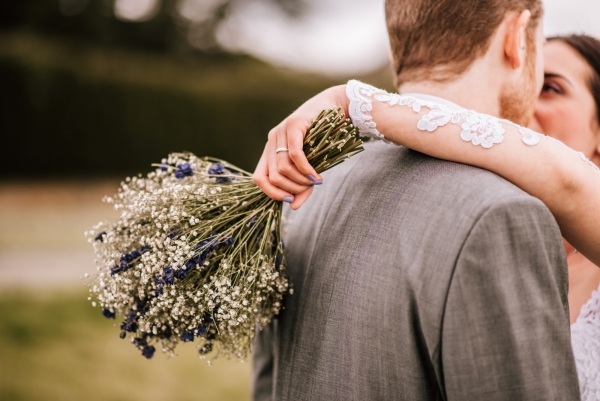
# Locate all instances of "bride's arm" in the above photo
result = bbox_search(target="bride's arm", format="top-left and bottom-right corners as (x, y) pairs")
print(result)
(253, 82), (600, 266)
(369, 87), (600, 265)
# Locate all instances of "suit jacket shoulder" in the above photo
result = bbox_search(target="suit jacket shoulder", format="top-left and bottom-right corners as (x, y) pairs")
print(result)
(254, 141), (576, 401)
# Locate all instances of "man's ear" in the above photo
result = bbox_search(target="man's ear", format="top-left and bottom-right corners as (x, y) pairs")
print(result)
(504, 10), (532, 70)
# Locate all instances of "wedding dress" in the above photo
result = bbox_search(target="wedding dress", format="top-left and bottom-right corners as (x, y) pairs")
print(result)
(346, 79), (600, 401)
(572, 284), (600, 400)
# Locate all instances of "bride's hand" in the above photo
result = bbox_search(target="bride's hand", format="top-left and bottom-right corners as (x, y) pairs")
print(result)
(253, 85), (348, 210)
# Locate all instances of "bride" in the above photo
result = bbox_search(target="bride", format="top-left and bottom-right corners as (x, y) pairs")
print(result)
(253, 34), (600, 399)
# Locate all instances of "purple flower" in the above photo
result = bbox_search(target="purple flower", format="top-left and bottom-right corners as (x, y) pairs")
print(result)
(220, 237), (234, 246)
(142, 345), (156, 359)
(154, 275), (165, 296)
(208, 163), (233, 183)
(195, 326), (208, 336)
(120, 310), (138, 333)
(133, 336), (147, 348)
(175, 270), (187, 280)
(203, 312), (213, 324)
(180, 332), (194, 342)
(208, 163), (225, 175)
(122, 253), (134, 263)
(102, 308), (116, 319)
(163, 266), (175, 285)
(118, 252), (137, 273)
(159, 163), (169, 172)
(216, 176), (233, 183)
(166, 230), (180, 240)
(175, 163), (193, 180)
(195, 236), (218, 261)
(140, 245), (151, 253)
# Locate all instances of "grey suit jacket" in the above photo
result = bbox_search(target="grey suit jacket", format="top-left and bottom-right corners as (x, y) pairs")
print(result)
(253, 141), (580, 401)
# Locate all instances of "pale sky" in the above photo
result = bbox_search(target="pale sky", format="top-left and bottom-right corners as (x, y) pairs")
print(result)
(113, 0), (600, 76)
(217, 0), (600, 75)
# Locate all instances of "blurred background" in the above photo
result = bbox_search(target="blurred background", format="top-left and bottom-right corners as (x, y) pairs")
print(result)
(0, 1), (598, 400)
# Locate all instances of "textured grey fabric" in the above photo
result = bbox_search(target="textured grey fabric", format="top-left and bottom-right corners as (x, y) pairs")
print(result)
(252, 141), (580, 401)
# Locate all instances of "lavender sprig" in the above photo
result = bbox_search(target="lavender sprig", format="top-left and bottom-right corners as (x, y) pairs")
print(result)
(86, 107), (363, 361)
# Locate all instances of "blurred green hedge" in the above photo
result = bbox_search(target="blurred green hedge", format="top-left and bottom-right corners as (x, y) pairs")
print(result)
(0, 32), (392, 178)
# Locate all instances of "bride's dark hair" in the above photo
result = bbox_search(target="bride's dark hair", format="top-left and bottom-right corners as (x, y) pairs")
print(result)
(549, 35), (600, 125)
(385, 0), (543, 86)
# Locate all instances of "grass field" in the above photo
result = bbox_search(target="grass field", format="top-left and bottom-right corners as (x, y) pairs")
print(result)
(0, 289), (251, 401)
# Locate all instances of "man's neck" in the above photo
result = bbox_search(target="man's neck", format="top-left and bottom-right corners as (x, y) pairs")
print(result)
(397, 60), (503, 117)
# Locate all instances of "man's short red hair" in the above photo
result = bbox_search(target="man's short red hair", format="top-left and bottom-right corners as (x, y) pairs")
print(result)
(386, 0), (543, 86)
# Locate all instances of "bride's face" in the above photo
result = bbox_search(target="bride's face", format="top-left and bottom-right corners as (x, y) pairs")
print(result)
(530, 40), (600, 165)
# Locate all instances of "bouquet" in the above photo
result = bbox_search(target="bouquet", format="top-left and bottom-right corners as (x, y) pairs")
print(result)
(86, 107), (364, 361)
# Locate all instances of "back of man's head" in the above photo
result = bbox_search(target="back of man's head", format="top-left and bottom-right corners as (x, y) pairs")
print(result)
(386, 0), (543, 86)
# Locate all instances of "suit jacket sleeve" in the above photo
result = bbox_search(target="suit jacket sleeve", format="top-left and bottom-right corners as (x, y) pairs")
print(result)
(252, 321), (275, 401)
(441, 197), (580, 401)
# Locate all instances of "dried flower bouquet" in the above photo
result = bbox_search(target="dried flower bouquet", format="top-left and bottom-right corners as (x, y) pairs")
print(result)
(86, 107), (364, 361)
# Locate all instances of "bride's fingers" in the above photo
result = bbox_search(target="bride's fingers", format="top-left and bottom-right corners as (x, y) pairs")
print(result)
(253, 145), (294, 202)
(267, 139), (311, 195)
(289, 186), (314, 210)
(276, 123), (315, 186)
(285, 120), (323, 183)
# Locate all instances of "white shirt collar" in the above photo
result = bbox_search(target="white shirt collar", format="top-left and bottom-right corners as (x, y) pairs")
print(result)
(400, 92), (463, 109)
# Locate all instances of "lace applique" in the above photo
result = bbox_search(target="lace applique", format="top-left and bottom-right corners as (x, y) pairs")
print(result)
(571, 284), (600, 401)
(460, 114), (505, 148)
(417, 107), (459, 131)
(517, 126), (541, 146)
(345, 80), (386, 140)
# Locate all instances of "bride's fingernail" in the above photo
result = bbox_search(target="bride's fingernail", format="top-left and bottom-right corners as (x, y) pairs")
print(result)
(314, 180), (323, 185)
(307, 185), (314, 189)
(283, 197), (294, 203)
(307, 175), (316, 182)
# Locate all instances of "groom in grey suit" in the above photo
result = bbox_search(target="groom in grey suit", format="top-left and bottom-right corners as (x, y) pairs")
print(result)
(253, 0), (580, 400)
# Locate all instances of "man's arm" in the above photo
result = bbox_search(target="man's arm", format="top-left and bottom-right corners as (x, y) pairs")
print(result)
(441, 196), (579, 400)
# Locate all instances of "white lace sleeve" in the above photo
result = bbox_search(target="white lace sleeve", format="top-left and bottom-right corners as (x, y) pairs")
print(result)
(345, 80), (387, 140)
(346, 80), (600, 171)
